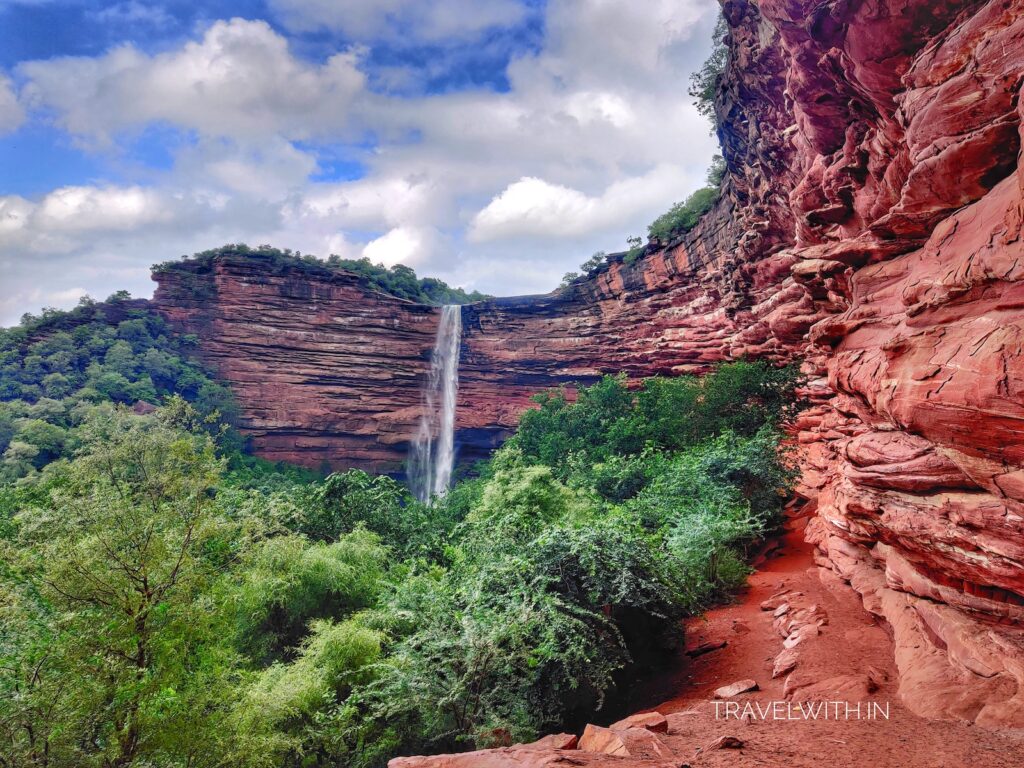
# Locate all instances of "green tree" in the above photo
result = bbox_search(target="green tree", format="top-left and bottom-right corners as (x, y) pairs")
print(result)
(230, 529), (388, 664)
(103, 340), (138, 378)
(1, 408), (238, 767)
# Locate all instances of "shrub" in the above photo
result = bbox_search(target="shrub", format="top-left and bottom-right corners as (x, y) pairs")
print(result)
(230, 618), (384, 768)
(513, 361), (800, 479)
(230, 529), (389, 663)
(647, 186), (720, 242)
(309, 469), (458, 558)
(623, 235), (645, 265)
(349, 469), (686, 761)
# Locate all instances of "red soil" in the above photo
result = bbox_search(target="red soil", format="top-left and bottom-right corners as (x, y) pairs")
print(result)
(392, 515), (1024, 767)
(622, 514), (1024, 767)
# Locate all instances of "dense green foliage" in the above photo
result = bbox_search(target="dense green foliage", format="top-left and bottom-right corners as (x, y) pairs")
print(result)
(155, 244), (489, 305)
(1, 330), (798, 767)
(0, 297), (240, 482)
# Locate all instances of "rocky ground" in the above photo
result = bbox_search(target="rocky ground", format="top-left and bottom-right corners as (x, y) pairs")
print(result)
(392, 514), (1024, 767)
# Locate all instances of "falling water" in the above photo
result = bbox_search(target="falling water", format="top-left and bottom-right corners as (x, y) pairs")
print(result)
(410, 305), (462, 502)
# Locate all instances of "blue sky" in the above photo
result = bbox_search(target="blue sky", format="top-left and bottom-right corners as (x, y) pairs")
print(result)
(0, 0), (719, 324)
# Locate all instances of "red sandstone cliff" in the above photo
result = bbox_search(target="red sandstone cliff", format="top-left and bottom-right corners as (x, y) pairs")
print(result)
(152, 0), (1024, 729)
(153, 253), (439, 472)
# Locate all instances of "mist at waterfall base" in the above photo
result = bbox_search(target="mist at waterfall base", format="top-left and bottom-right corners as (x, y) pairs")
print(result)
(409, 305), (462, 502)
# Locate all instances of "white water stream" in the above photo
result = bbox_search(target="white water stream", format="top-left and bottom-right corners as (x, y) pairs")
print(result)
(410, 305), (462, 501)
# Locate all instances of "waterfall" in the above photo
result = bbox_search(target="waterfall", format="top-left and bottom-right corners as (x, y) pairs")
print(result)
(410, 305), (462, 502)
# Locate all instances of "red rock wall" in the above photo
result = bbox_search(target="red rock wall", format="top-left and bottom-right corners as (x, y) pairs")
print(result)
(746, 0), (1024, 727)
(153, 253), (439, 472)
(151, 0), (1024, 726)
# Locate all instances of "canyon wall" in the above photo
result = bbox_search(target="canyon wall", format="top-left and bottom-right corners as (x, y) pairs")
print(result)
(747, 0), (1024, 728)
(153, 254), (439, 472)
(151, 0), (1024, 727)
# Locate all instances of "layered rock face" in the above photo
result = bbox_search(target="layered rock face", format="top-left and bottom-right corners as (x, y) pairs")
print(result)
(747, 0), (1024, 728)
(152, 0), (1024, 727)
(153, 254), (438, 472)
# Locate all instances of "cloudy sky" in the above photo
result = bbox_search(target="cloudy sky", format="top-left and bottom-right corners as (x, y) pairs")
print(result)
(0, 0), (720, 325)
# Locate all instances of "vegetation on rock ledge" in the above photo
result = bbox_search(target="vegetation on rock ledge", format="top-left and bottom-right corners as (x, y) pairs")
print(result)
(646, 155), (726, 244)
(155, 244), (490, 306)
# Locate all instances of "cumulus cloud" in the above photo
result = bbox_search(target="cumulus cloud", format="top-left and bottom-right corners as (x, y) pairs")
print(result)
(269, 0), (527, 42)
(363, 226), (438, 267)
(295, 176), (445, 231)
(2, 0), (723, 324)
(0, 185), (207, 256)
(0, 74), (24, 134)
(469, 165), (704, 242)
(18, 18), (366, 143)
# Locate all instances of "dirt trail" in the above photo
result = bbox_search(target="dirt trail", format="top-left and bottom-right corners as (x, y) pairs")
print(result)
(620, 514), (1024, 767)
(393, 514), (1024, 767)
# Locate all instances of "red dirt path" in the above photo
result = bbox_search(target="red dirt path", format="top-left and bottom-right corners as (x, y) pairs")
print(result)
(392, 514), (1024, 768)
(618, 514), (1024, 767)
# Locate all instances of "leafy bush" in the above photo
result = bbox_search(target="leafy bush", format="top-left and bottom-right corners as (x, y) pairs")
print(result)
(230, 618), (384, 767)
(647, 186), (719, 243)
(646, 153), (728, 245)
(230, 530), (389, 664)
(350, 467), (686, 761)
(623, 235), (645, 266)
(308, 469), (460, 558)
(513, 361), (801, 481)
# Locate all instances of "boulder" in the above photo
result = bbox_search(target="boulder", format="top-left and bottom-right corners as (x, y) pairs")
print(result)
(713, 679), (759, 699)
(609, 711), (669, 733)
(577, 724), (671, 760)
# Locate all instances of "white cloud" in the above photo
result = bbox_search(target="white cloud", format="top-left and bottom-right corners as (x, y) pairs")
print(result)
(470, 177), (595, 240)
(269, 0), (527, 42)
(469, 165), (702, 242)
(176, 137), (319, 199)
(362, 226), (436, 267)
(34, 185), (171, 232)
(0, 74), (23, 134)
(2, 0), (723, 324)
(90, 1), (174, 27)
(18, 18), (366, 143)
(0, 185), (207, 259)
(0, 286), (85, 323)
